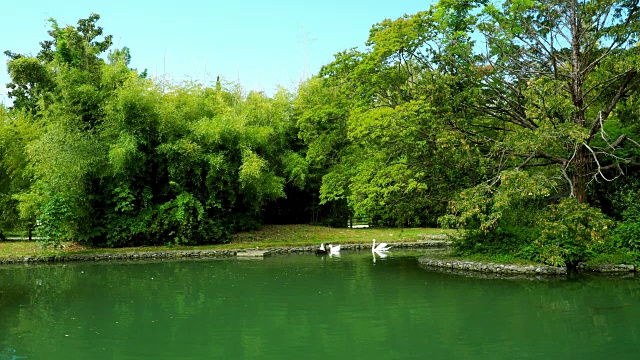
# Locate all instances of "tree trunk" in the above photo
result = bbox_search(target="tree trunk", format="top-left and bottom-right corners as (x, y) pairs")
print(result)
(571, 145), (591, 204)
(569, 0), (589, 204)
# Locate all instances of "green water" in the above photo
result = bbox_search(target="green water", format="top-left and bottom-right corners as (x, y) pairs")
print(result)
(1, 250), (640, 360)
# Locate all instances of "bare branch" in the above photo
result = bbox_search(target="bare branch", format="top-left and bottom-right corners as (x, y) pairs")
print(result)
(582, 71), (635, 110)
(583, 3), (640, 75)
(589, 71), (638, 139)
(603, 134), (640, 152)
(600, 161), (640, 171)
(560, 164), (575, 198)
(584, 143), (614, 181)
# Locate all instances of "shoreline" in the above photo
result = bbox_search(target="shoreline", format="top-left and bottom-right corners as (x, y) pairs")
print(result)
(1, 237), (635, 276)
(417, 256), (636, 276)
(0, 240), (451, 265)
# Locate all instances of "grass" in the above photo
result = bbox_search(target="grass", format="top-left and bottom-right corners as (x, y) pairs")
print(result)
(0, 224), (455, 260)
(0, 241), (85, 258)
(230, 224), (452, 246)
(582, 250), (640, 267)
(452, 252), (540, 266)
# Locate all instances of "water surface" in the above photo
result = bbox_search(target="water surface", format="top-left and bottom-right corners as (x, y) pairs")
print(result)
(1, 250), (639, 359)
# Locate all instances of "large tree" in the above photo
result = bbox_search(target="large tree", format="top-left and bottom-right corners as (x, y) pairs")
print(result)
(344, 0), (640, 231)
(474, 0), (640, 203)
(413, 0), (640, 241)
(296, 13), (483, 226)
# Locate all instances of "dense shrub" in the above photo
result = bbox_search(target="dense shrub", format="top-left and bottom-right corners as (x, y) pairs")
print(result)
(521, 199), (613, 267)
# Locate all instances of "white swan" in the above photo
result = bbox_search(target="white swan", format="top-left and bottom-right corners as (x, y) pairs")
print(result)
(372, 239), (391, 252)
(328, 244), (341, 254)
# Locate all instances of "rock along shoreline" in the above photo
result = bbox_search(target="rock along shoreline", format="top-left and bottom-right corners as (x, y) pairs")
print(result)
(417, 257), (568, 275)
(417, 257), (636, 276)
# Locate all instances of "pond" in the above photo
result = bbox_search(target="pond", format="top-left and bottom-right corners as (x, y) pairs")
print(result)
(1, 249), (640, 359)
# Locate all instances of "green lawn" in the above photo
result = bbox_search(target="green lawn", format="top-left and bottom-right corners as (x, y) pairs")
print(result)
(0, 224), (455, 259)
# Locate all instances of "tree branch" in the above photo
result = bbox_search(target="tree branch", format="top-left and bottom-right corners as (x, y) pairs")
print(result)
(589, 71), (638, 139)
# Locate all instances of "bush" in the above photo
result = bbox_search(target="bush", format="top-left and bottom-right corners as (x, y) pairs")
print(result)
(453, 226), (536, 256)
(450, 196), (544, 257)
(521, 199), (613, 267)
(612, 201), (640, 251)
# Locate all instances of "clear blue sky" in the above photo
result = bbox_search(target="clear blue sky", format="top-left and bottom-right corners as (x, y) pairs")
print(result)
(1, 0), (431, 104)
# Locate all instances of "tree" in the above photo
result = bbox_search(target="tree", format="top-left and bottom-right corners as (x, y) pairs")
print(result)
(5, 13), (113, 116)
(408, 0), (640, 265)
(448, 0), (640, 203)
(296, 10), (483, 227)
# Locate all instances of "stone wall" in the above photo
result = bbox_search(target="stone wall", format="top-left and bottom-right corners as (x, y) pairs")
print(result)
(0, 249), (238, 265)
(418, 257), (637, 275)
(418, 257), (567, 275)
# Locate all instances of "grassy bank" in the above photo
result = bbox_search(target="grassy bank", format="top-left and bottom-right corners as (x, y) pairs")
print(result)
(0, 225), (454, 260)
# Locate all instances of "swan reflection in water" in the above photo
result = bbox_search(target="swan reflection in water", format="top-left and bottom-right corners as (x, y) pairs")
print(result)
(328, 244), (341, 255)
(372, 250), (388, 263)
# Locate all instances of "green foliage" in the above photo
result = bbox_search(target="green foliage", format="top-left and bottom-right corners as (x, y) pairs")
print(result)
(450, 195), (545, 257)
(5, 13), (112, 116)
(93, 79), (302, 246)
(424, 0), (640, 204)
(294, 77), (352, 225)
(452, 227), (536, 258)
(4, 57), (53, 113)
(239, 148), (285, 203)
(0, 14), (314, 247)
(298, 8), (484, 227)
(36, 181), (78, 246)
(521, 199), (614, 267)
(586, 250), (640, 267)
(440, 170), (554, 232)
(0, 108), (39, 232)
(158, 192), (206, 245)
(612, 198), (640, 251)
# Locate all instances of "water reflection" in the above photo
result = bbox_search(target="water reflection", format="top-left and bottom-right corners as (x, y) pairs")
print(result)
(372, 250), (388, 263)
(1, 252), (640, 360)
(0, 347), (27, 360)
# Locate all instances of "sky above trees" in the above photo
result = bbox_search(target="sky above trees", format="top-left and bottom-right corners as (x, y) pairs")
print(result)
(1, 0), (428, 105)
